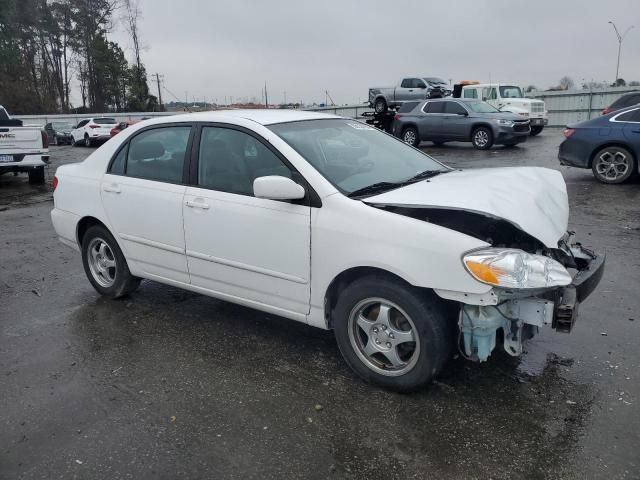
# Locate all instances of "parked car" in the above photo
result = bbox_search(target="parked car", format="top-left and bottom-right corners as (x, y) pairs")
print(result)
(559, 105), (640, 184)
(71, 117), (117, 147)
(0, 105), (49, 184)
(51, 110), (604, 391)
(454, 83), (548, 136)
(110, 120), (139, 137)
(45, 121), (75, 145)
(394, 98), (530, 149)
(601, 91), (640, 115)
(369, 77), (451, 113)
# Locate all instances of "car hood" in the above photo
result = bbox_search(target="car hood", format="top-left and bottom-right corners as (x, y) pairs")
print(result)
(365, 167), (568, 248)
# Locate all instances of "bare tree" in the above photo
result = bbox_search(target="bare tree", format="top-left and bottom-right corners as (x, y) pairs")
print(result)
(558, 76), (575, 90)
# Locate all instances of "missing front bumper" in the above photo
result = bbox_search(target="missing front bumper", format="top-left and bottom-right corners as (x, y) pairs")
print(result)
(460, 245), (605, 361)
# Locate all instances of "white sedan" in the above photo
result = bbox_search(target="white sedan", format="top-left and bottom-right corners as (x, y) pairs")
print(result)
(51, 110), (604, 390)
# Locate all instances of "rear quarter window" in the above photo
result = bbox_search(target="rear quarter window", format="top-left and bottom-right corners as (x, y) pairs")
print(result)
(398, 102), (419, 113)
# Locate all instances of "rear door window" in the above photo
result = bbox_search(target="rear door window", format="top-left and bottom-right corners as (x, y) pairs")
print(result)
(614, 108), (640, 122)
(76, 120), (89, 128)
(124, 126), (191, 183)
(424, 101), (444, 113)
(0, 107), (9, 121)
(444, 102), (467, 115)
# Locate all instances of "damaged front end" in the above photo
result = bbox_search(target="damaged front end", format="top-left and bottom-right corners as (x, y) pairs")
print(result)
(460, 234), (605, 362)
(371, 204), (605, 362)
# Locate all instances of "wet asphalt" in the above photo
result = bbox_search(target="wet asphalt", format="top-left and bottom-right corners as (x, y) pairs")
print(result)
(0, 132), (639, 479)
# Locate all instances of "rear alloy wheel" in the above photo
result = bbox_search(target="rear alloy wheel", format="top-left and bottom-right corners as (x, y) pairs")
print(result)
(402, 127), (420, 147)
(81, 225), (141, 298)
(471, 127), (493, 150)
(591, 146), (636, 184)
(333, 276), (453, 391)
(84, 134), (92, 147)
(374, 98), (387, 114)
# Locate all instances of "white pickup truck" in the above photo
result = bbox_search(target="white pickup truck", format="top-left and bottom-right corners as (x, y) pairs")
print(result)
(0, 105), (49, 184)
(455, 84), (548, 136)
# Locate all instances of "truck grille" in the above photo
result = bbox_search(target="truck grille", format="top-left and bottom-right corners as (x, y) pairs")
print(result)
(513, 121), (530, 132)
(531, 102), (545, 113)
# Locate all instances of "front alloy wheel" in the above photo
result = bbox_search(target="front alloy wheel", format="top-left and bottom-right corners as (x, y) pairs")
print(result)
(471, 127), (493, 149)
(592, 146), (635, 184)
(348, 298), (420, 376)
(333, 275), (453, 391)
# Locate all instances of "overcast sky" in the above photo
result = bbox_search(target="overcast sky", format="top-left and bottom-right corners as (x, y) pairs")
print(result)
(108, 0), (640, 105)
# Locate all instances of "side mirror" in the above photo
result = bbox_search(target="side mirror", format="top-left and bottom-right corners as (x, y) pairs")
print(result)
(253, 176), (305, 201)
(72, 125), (77, 129)
(458, 111), (468, 116)
(418, 84), (427, 89)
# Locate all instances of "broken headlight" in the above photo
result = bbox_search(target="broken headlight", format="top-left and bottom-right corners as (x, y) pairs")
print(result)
(463, 248), (572, 289)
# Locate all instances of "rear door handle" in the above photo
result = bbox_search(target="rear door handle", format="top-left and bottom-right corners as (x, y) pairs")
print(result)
(103, 184), (121, 193)
(185, 199), (210, 210)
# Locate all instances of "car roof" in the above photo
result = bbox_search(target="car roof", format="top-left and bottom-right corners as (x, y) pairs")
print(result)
(145, 109), (340, 126)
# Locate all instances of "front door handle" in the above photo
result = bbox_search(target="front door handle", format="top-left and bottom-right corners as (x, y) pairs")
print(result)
(185, 199), (210, 210)
(632, 130), (640, 134)
(103, 184), (121, 194)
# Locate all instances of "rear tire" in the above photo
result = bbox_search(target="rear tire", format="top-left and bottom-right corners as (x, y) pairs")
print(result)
(591, 146), (636, 184)
(333, 275), (453, 391)
(28, 167), (45, 185)
(471, 126), (494, 150)
(84, 134), (92, 147)
(81, 225), (141, 298)
(401, 127), (420, 147)
(530, 126), (544, 136)
(374, 98), (388, 114)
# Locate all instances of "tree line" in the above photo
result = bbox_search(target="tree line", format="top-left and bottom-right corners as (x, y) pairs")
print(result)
(0, 0), (157, 115)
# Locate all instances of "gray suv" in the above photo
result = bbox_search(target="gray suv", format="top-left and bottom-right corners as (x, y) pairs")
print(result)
(393, 99), (530, 149)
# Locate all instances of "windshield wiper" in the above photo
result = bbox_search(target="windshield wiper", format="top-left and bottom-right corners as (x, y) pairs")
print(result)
(348, 170), (449, 199)
(404, 169), (449, 183)
(348, 182), (401, 198)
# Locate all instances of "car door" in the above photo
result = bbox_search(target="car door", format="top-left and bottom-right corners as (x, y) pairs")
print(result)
(72, 120), (89, 143)
(396, 78), (417, 102)
(182, 124), (311, 316)
(101, 124), (193, 283)
(417, 101), (445, 140)
(441, 101), (470, 139)
(411, 79), (428, 100)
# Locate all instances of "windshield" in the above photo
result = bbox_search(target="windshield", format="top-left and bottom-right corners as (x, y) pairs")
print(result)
(499, 86), (523, 98)
(424, 77), (446, 85)
(466, 102), (500, 113)
(52, 122), (74, 130)
(268, 119), (449, 195)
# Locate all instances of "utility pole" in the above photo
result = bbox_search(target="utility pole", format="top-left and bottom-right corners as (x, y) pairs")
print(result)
(608, 21), (634, 84)
(153, 73), (164, 111)
(264, 82), (268, 108)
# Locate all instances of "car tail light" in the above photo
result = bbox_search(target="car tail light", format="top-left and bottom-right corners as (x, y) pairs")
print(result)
(41, 130), (49, 148)
(52, 175), (58, 191)
(89, 124), (99, 129)
(394, 114), (401, 121)
(563, 128), (576, 139)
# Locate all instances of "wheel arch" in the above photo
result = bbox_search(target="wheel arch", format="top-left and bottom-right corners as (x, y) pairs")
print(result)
(588, 142), (637, 168)
(323, 266), (416, 329)
(76, 216), (111, 247)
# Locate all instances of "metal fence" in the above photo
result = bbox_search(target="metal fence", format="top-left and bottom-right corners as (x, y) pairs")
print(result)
(13, 105), (371, 127)
(528, 86), (638, 126)
(14, 86), (637, 128)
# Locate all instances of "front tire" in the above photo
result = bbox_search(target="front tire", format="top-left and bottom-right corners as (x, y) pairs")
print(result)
(530, 126), (544, 136)
(591, 146), (636, 184)
(374, 98), (387, 114)
(81, 225), (141, 298)
(401, 127), (420, 147)
(471, 126), (494, 149)
(333, 275), (453, 391)
(28, 167), (45, 185)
